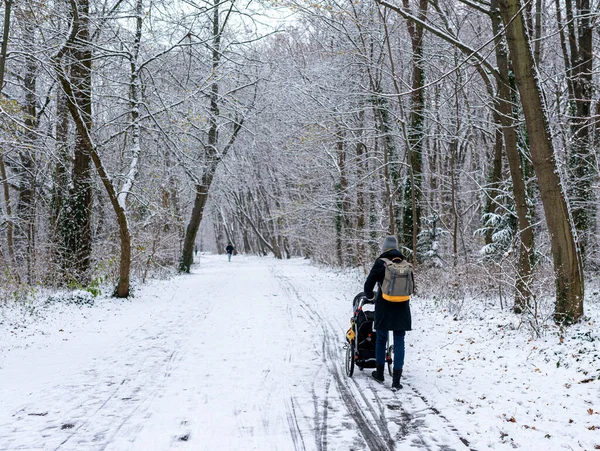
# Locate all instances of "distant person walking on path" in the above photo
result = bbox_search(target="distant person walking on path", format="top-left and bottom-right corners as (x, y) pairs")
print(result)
(226, 243), (235, 262)
(364, 235), (412, 391)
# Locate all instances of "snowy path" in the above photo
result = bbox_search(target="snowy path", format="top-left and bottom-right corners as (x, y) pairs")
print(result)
(0, 255), (471, 451)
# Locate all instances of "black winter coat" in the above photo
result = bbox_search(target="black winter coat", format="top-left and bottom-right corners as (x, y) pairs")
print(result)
(364, 249), (412, 332)
(226, 245), (234, 254)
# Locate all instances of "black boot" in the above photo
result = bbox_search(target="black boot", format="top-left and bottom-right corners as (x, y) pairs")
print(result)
(371, 364), (385, 383)
(391, 369), (403, 391)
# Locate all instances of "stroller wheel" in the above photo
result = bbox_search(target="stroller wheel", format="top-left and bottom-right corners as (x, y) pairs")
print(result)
(345, 342), (355, 377)
(386, 345), (394, 376)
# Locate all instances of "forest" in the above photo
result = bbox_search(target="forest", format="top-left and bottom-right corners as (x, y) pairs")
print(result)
(0, 0), (597, 327)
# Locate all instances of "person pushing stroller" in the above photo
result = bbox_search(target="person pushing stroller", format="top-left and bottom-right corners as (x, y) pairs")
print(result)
(364, 235), (412, 391)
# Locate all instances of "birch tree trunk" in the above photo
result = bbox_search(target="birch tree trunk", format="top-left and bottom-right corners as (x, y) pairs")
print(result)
(118, 0), (143, 209)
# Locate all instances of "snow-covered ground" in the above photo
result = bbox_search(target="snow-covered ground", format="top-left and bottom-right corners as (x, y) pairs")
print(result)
(0, 255), (598, 450)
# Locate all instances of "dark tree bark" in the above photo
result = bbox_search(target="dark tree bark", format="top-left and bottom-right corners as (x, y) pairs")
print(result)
(53, 0), (131, 297)
(401, 0), (427, 261)
(556, 0), (594, 261)
(498, 0), (584, 323)
(0, 0), (14, 270)
(59, 0), (93, 285)
(355, 108), (367, 267)
(335, 127), (348, 266)
(483, 107), (504, 246)
(179, 0), (243, 272)
(377, 0), (538, 308)
(490, 0), (534, 310)
(51, 74), (70, 254)
(17, 18), (37, 284)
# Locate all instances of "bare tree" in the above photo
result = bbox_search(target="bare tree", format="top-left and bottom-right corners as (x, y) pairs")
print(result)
(497, 0), (583, 322)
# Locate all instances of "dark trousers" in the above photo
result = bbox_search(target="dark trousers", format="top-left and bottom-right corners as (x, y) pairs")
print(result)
(375, 329), (405, 371)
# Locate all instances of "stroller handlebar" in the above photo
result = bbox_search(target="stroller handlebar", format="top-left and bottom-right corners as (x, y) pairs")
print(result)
(353, 295), (375, 311)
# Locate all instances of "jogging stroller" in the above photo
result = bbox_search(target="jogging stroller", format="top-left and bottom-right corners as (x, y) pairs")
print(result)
(344, 292), (393, 377)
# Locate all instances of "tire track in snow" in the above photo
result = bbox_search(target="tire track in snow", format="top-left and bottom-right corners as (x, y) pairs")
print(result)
(358, 381), (396, 448)
(97, 348), (185, 451)
(50, 294), (211, 450)
(272, 267), (391, 451)
(311, 378), (330, 451)
(320, 379), (330, 451)
(286, 396), (307, 451)
(300, 292), (394, 449)
(321, 301), (472, 451)
(322, 323), (393, 450)
(53, 335), (186, 450)
(272, 264), (475, 451)
(408, 388), (476, 451)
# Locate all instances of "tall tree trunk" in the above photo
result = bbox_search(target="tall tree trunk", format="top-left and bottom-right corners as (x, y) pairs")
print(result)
(179, 0), (242, 272)
(490, 0), (534, 310)
(118, 0), (143, 208)
(51, 78), (70, 260)
(450, 135), (458, 268)
(60, 0), (93, 285)
(498, 0), (584, 323)
(483, 117), (504, 246)
(401, 0), (427, 261)
(335, 127), (347, 266)
(533, 0), (542, 64)
(181, 178), (214, 272)
(180, 0), (223, 272)
(0, 0), (14, 270)
(17, 20), (37, 284)
(53, 0), (131, 297)
(557, 0), (594, 261)
(355, 109), (367, 267)
(371, 91), (398, 236)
